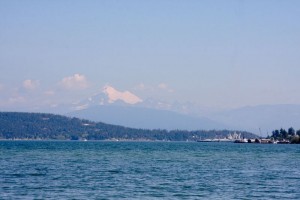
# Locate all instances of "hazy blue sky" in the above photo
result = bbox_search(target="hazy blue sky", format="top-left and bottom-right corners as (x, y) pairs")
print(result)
(1, 0), (300, 112)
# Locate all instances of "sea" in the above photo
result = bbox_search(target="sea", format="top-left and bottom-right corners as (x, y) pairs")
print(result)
(0, 141), (299, 200)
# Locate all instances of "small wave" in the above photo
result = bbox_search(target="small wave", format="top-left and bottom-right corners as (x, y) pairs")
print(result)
(107, 169), (122, 174)
(28, 173), (47, 177)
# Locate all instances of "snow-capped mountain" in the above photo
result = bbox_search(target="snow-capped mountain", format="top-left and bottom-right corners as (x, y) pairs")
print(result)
(66, 86), (229, 130)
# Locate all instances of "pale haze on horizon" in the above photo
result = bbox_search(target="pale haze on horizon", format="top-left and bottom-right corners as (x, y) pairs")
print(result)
(1, 0), (300, 114)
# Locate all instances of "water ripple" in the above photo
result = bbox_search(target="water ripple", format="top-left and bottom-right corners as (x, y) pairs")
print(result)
(0, 141), (299, 199)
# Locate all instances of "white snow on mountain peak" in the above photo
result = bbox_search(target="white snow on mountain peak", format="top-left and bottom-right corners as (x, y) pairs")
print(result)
(102, 85), (143, 105)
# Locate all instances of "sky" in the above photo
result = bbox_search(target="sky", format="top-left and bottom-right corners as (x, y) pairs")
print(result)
(1, 0), (300, 114)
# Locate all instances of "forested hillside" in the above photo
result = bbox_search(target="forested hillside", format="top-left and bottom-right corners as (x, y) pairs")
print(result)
(0, 112), (256, 141)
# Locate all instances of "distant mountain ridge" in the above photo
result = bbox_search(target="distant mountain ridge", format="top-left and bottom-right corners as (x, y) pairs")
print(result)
(68, 105), (229, 131)
(68, 102), (300, 135)
(209, 104), (300, 135)
(3, 103), (299, 138)
(14, 84), (300, 135)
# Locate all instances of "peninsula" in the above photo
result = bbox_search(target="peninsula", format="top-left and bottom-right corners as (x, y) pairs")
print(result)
(0, 112), (256, 141)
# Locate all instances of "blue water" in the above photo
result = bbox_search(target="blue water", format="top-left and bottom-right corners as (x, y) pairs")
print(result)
(0, 141), (299, 199)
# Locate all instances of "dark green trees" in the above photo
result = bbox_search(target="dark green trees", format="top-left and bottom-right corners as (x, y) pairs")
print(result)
(271, 127), (300, 143)
(272, 130), (280, 138)
(0, 112), (257, 141)
(297, 130), (300, 137)
(280, 128), (288, 139)
(288, 127), (295, 136)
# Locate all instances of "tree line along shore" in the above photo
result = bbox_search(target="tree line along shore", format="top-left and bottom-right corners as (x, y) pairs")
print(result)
(1, 112), (299, 143)
(266, 127), (300, 144)
(0, 112), (256, 141)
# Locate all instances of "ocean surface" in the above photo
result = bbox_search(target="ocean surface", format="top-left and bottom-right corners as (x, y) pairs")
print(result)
(0, 141), (299, 200)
